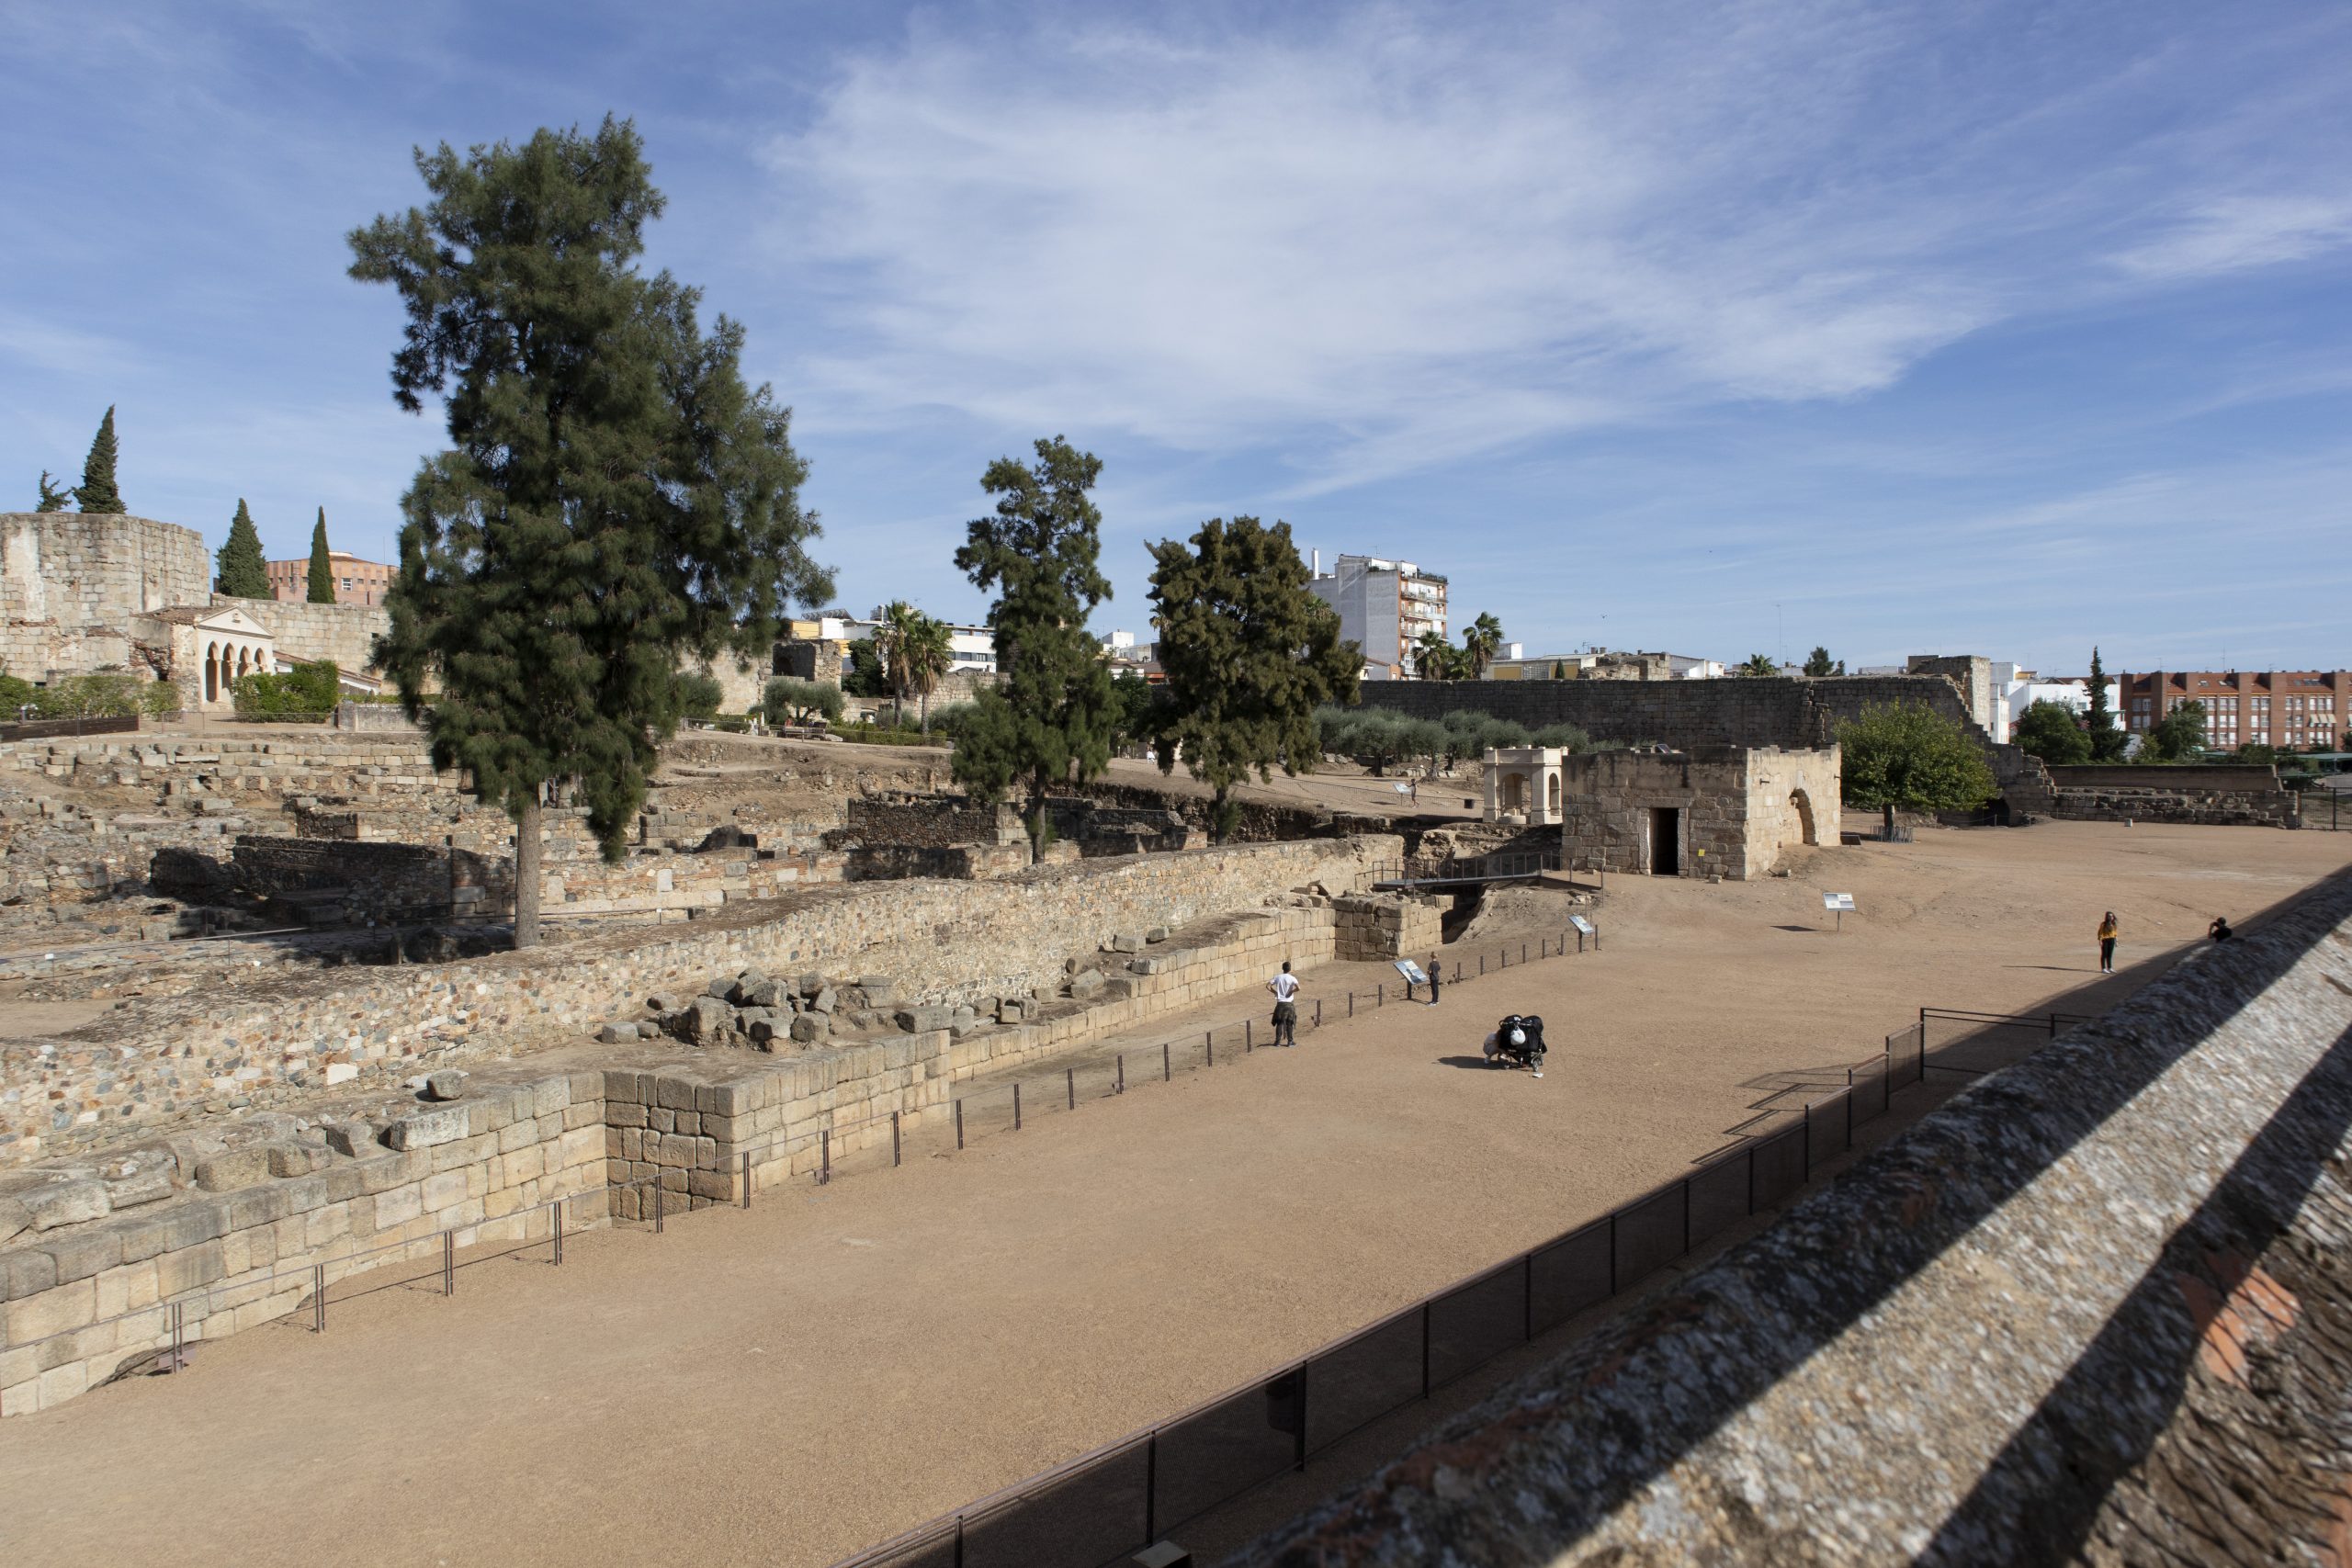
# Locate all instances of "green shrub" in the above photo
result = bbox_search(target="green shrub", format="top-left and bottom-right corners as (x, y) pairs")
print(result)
(674, 671), (724, 723)
(28, 673), (145, 718)
(139, 681), (181, 717)
(232, 660), (341, 722)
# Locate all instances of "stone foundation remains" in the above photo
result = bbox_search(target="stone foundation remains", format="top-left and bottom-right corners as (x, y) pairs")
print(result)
(1332, 894), (1443, 961)
(2044, 764), (2300, 828)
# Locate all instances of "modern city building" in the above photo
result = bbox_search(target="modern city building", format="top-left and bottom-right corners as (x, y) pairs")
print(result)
(1990, 664), (2121, 745)
(1486, 649), (1724, 681)
(2119, 670), (2352, 750)
(266, 551), (394, 606)
(1306, 552), (1447, 680)
(817, 613), (997, 673)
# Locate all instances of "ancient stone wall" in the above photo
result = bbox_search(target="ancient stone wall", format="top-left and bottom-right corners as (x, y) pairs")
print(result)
(0, 1063), (607, 1418)
(2044, 764), (2298, 827)
(0, 835), (1396, 1167)
(0, 897), (1345, 1415)
(1236, 870), (2352, 1568)
(1332, 895), (1443, 961)
(213, 595), (390, 673)
(0, 513), (213, 681)
(1555, 746), (1834, 880)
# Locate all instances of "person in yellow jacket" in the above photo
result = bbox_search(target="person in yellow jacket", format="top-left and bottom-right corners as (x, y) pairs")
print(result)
(2097, 911), (2119, 974)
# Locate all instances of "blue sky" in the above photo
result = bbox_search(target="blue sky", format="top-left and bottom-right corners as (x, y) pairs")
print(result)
(4, 1), (2347, 675)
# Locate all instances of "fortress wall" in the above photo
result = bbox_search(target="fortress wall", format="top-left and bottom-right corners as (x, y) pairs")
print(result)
(1237, 869), (2352, 1566)
(0, 513), (212, 679)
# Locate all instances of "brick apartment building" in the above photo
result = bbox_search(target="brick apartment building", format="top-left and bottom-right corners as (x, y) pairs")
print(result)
(2119, 670), (2351, 750)
(266, 551), (394, 606)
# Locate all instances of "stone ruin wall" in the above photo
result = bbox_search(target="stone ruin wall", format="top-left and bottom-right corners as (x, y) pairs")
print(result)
(0, 834), (1398, 1168)
(1556, 745), (1837, 881)
(0, 513), (214, 682)
(2043, 764), (2300, 828)
(1237, 869), (2352, 1567)
(210, 594), (390, 676)
(0, 891), (1370, 1416)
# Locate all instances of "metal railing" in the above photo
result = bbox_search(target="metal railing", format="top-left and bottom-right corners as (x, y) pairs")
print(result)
(820, 1004), (2097, 1568)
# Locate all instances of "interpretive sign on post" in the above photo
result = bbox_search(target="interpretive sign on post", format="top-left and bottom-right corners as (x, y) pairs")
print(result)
(1823, 891), (1856, 932)
(1569, 915), (1595, 935)
(1393, 959), (1428, 987)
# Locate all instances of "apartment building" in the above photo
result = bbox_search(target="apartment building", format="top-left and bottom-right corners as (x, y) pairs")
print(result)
(266, 551), (394, 606)
(2120, 670), (2351, 750)
(1306, 552), (1447, 680)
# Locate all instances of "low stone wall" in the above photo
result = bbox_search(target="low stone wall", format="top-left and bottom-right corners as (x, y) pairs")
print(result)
(1332, 895), (1443, 961)
(0, 1063), (607, 1418)
(1236, 870), (2352, 1566)
(2046, 763), (2298, 827)
(0, 835), (1396, 1168)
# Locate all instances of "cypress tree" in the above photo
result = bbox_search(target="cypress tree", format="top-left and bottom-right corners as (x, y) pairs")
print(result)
(35, 471), (72, 512)
(949, 436), (1116, 859)
(2085, 646), (2126, 761)
(74, 406), (124, 513)
(216, 501), (271, 598)
(1147, 516), (1361, 841)
(349, 117), (832, 947)
(306, 508), (336, 603)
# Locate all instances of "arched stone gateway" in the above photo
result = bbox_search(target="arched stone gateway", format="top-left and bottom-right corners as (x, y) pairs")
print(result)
(1791, 787), (1817, 846)
(1481, 747), (1567, 827)
(154, 605), (278, 711)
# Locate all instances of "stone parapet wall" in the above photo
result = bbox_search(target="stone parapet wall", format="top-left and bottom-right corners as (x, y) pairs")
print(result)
(0, 835), (1396, 1168)
(2044, 763), (2298, 828)
(1237, 871), (2352, 1567)
(0, 1063), (607, 1418)
(1332, 895), (1443, 961)
(213, 595), (390, 674)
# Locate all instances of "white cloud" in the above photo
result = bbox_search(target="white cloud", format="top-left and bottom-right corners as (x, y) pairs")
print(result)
(2114, 194), (2352, 279)
(762, 5), (2007, 481)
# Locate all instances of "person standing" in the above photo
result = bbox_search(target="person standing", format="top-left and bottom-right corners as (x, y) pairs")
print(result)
(1268, 961), (1301, 1046)
(2097, 911), (2119, 974)
(1427, 953), (1442, 1007)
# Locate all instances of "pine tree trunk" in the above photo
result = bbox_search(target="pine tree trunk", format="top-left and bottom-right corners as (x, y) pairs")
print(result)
(514, 795), (543, 949)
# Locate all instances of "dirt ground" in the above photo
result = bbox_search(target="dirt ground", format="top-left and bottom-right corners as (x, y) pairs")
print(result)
(2, 821), (2346, 1568)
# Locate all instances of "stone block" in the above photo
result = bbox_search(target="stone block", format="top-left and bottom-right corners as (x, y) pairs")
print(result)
(0, 1198), (25, 1249)
(266, 1143), (324, 1179)
(192, 1148), (273, 1193)
(997, 998), (1027, 1024)
(859, 976), (898, 1007)
(43, 1226), (123, 1286)
(425, 1069), (469, 1101)
(383, 1105), (471, 1153)
(6, 1277), (94, 1345)
(894, 1005), (950, 1034)
(748, 1015), (782, 1047)
(371, 1184), (423, 1229)
(2, 1248), (58, 1303)
(810, 986), (837, 1014)
(676, 996), (734, 1044)
(797, 973), (823, 997)
(790, 1013), (830, 1044)
(19, 1178), (109, 1231)
(705, 975), (737, 1000)
(324, 1121), (379, 1158)
(598, 1021), (640, 1043)
(1107, 932), (1144, 953)
(1068, 970), (1106, 1001)
(1146, 926), (1170, 942)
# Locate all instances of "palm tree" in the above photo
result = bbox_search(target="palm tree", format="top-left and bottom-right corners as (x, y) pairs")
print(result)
(873, 600), (920, 724)
(1462, 613), (1505, 679)
(1412, 628), (1454, 680)
(1736, 652), (1780, 678)
(899, 614), (954, 734)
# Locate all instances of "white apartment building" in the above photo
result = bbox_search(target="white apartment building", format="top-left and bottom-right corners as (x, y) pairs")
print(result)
(818, 614), (997, 673)
(1306, 552), (1448, 680)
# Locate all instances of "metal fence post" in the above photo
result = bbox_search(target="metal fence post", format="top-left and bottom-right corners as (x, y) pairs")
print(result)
(1207, 1034), (1215, 1067)
(956, 1100), (965, 1149)
(554, 1198), (565, 1265)
(654, 1180), (665, 1233)
(1246, 1020), (1252, 1051)
(1349, 991), (1355, 1018)
(1377, 983), (1384, 1008)
(1523, 942), (1529, 964)
(313, 1263), (326, 1333)
(892, 1111), (901, 1168)
(1314, 999), (1322, 1028)
(1161, 1043), (1170, 1082)
(741, 1150), (752, 1209)
(1480, 955), (1486, 976)
(1012, 1084), (1022, 1132)
(442, 1229), (455, 1295)
(1067, 1067), (1076, 1111)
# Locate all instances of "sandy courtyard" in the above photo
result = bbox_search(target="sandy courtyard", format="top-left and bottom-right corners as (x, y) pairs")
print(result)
(2, 820), (2346, 1567)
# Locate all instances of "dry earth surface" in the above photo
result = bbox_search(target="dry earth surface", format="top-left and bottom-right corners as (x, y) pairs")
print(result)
(2, 821), (2346, 1567)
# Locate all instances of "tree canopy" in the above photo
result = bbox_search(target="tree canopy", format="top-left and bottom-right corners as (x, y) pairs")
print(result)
(1461, 613), (1505, 679)
(1837, 701), (1997, 820)
(215, 500), (270, 597)
(1802, 646), (1845, 677)
(876, 600), (953, 732)
(1147, 515), (1359, 839)
(1736, 653), (1780, 678)
(2013, 698), (2093, 765)
(2085, 647), (2126, 761)
(306, 508), (335, 603)
(763, 676), (842, 728)
(948, 436), (1115, 854)
(34, 470), (72, 512)
(74, 407), (123, 513)
(2140, 699), (2208, 763)
(348, 116), (832, 945)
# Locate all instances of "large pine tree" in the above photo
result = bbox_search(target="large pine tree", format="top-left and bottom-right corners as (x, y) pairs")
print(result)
(349, 117), (831, 947)
(1148, 516), (1360, 840)
(2085, 646), (2126, 761)
(74, 407), (124, 513)
(306, 508), (336, 603)
(216, 500), (270, 597)
(949, 436), (1115, 858)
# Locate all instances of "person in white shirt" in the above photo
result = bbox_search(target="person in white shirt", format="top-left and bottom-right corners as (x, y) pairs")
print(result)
(1268, 961), (1301, 1046)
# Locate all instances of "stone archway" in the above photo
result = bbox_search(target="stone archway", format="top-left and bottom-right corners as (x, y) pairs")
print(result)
(1791, 787), (1817, 846)
(204, 643), (220, 705)
(1502, 773), (1528, 813)
(1547, 773), (1562, 814)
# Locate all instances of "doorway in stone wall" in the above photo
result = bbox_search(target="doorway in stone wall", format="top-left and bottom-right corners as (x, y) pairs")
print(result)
(1790, 788), (1817, 846)
(1649, 807), (1680, 874)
